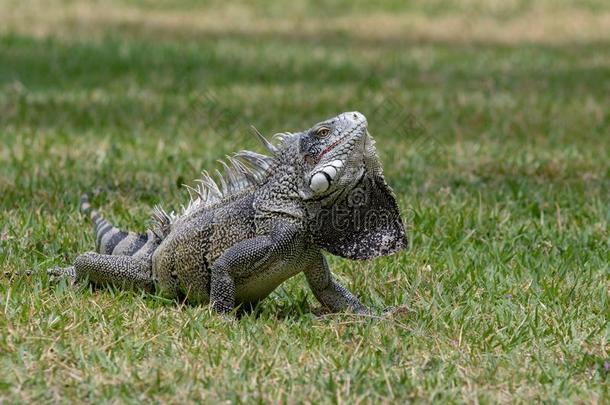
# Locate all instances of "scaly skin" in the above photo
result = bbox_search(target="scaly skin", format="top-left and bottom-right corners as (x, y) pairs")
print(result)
(49, 112), (408, 316)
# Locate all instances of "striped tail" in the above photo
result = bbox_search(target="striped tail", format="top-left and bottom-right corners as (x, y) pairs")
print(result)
(80, 194), (156, 256)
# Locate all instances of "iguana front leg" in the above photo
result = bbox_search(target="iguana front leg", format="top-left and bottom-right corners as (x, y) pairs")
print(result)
(209, 221), (301, 314)
(304, 253), (369, 314)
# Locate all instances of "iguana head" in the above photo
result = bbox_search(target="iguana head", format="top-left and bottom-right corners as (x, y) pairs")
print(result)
(297, 111), (408, 259)
(299, 111), (369, 198)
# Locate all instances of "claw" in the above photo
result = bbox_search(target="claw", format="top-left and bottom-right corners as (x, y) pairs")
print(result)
(47, 266), (77, 284)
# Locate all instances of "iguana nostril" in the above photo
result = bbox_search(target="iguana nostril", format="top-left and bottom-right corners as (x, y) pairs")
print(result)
(348, 111), (366, 124)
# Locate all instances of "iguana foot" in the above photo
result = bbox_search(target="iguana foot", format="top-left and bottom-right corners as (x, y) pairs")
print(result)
(382, 305), (411, 317)
(382, 306), (397, 314)
(47, 266), (77, 285)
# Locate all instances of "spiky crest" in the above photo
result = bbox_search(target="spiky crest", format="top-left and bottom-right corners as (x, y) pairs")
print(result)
(151, 128), (298, 236)
(151, 205), (174, 238)
(251, 125), (278, 154)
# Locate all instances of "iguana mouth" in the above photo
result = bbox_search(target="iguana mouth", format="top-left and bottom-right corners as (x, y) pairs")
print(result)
(316, 137), (344, 163)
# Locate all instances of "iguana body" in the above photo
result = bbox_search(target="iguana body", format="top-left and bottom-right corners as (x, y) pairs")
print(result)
(51, 112), (407, 315)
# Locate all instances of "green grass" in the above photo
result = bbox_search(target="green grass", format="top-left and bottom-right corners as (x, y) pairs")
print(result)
(1, 1), (609, 402)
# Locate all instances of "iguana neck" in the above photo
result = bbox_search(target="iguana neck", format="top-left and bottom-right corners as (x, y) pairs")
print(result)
(253, 139), (307, 225)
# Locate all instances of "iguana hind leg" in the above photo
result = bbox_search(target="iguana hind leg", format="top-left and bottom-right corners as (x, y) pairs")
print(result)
(48, 195), (160, 292)
(47, 266), (77, 283)
(70, 252), (155, 292)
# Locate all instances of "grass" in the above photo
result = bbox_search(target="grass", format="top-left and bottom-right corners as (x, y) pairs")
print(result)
(0, 0), (609, 402)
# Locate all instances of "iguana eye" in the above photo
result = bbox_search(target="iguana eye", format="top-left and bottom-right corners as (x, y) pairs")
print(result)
(316, 127), (330, 138)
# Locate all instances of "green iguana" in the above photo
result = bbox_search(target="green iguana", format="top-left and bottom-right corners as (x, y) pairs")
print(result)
(49, 112), (408, 315)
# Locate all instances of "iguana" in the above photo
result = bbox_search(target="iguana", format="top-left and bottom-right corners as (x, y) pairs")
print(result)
(49, 111), (408, 315)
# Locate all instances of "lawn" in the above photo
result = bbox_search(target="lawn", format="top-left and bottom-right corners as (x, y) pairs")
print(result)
(0, 0), (609, 402)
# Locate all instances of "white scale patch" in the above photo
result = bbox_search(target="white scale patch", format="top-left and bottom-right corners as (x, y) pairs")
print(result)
(309, 159), (344, 193)
(310, 172), (330, 193)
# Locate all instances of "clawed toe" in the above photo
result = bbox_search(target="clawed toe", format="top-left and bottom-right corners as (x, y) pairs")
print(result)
(47, 266), (77, 284)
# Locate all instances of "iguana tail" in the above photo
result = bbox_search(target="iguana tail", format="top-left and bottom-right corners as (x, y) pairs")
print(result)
(80, 194), (157, 256)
